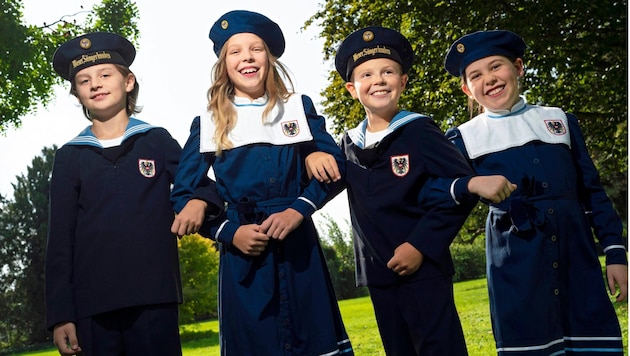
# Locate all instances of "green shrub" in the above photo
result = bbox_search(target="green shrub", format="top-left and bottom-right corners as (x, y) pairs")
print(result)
(450, 242), (486, 282)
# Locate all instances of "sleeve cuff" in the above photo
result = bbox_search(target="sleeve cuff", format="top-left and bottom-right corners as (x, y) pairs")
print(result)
(452, 176), (476, 204)
(605, 246), (628, 265)
(290, 197), (317, 218)
(215, 220), (239, 246)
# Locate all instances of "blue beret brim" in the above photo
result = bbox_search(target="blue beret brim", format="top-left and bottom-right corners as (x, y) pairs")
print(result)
(209, 10), (285, 58)
(444, 30), (526, 77)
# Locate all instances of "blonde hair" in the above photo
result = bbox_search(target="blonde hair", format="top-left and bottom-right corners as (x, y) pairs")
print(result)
(207, 41), (294, 155)
(70, 64), (141, 120)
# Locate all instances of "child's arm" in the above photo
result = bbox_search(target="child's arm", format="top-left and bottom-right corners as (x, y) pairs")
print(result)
(305, 151), (341, 183)
(566, 114), (627, 268)
(171, 199), (209, 237)
(443, 126), (516, 204)
(232, 224), (270, 256)
(419, 175), (516, 211)
(287, 95), (345, 220)
(259, 208), (304, 241)
(387, 242), (424, 276)
(170, 117), (233, 242)
(606, 264), (628, 302)
(52, 322), (82, 356)
(467, 175), (517, 203)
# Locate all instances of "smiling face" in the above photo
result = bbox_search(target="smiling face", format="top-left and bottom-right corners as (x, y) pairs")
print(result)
(224, 32), (269, 99)
(344, 57), (408, 122)
(73, 63), (134, 120)
(462, 55), (524, 112)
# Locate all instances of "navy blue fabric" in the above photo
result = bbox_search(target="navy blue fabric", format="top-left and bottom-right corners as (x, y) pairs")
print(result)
(446, 110), (625, 355)
(53, 32), (135, 80)
(46, 120), (222, 331)
(369, 276), (467, 356)
(209, 10), (285, 58)
(76, 303), (182, 356)
(335, 26), (414, 81)
(444, 30), (526, 76)
(342, 113), (476, 287)
(171, 95), (353, 356)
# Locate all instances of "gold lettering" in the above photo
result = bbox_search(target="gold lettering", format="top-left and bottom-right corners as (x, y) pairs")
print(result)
(71, 51), (113, 68)
(351, 46), (392, 63)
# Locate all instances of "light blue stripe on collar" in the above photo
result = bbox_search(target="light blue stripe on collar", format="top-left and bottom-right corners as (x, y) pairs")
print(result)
(347, 111), (425, 149)
(66, 117), (154, 147)
(486, 98), (527, 118)
(233, 95), (268, 107)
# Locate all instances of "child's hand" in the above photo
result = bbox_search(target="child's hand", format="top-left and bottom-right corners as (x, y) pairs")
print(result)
(387, 242), (424, 276)
(171, 199), (208, 237)
(305, 152), (341, 183)
(468, 175), (517, 203)
(233, 224), (269, 256)
(260, 208), (303, 241)
(606, 264), (628, 302)
(53, 322), (82, 356)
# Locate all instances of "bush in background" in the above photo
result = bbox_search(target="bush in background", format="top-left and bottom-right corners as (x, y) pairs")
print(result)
(178, 234), (220, 323)
(451, 242), (486, 283)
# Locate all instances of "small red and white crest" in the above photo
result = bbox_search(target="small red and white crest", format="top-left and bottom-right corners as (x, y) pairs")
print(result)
(138, 159), (156, 178)
(390, 154), (409, 177)
(544, 120), (566, 135)
(282, 120), (300, 137)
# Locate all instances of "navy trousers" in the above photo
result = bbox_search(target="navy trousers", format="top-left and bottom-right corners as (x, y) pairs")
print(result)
(76, 303), (182, 356)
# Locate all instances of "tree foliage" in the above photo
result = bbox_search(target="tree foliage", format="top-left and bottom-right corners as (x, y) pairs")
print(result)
(0, 146), (55, 348)
(318, 214), (369, 300)
(306, 0), (627, 227)
(0, 0), (140, 133)
(177, 234), (220, 323)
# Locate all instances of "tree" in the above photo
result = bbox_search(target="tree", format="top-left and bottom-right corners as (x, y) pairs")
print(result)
(306, 0), (627, 224)
(0, 0), (140, 133)
(177, 234), (220, 323)
(0, 146), (55, 348)
(317, 214), (368, 300)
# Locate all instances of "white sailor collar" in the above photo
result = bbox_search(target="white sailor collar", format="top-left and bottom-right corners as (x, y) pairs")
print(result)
(199, 93), (314, 152)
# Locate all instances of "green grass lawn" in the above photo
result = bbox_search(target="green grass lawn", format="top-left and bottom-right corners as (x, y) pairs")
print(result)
(14, 277), (628, 355)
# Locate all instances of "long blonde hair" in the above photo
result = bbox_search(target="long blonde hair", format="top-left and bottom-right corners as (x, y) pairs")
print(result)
(207, 42), (295, 155)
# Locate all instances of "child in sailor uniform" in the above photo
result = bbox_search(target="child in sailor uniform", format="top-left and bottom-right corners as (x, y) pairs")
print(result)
(444, 30), (627, 355)
(170, 10), (353, 356)
(308, 25), (516, 356)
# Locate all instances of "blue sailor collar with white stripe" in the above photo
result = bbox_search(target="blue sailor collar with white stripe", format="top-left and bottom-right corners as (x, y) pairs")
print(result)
(484, 97), (526, 118)
(347, 110), (425, 149)
(65, 117), (155, 148)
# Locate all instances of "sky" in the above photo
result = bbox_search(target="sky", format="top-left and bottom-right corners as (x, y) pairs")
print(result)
(1, 0), (351, 229)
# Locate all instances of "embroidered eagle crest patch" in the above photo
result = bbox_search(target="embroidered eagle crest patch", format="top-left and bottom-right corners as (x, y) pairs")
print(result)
(544, 120), (567, 135)
(390, 154), (409, 177)
(138, 159), (156, 178)
(282, 120), (300, 137)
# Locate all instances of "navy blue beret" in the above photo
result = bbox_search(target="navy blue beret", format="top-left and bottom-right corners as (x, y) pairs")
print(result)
(52, 32), (135, 81)
(209, 10), (285, 58)
(335, 26), (414, 82)
(444, 30), (526, 77)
